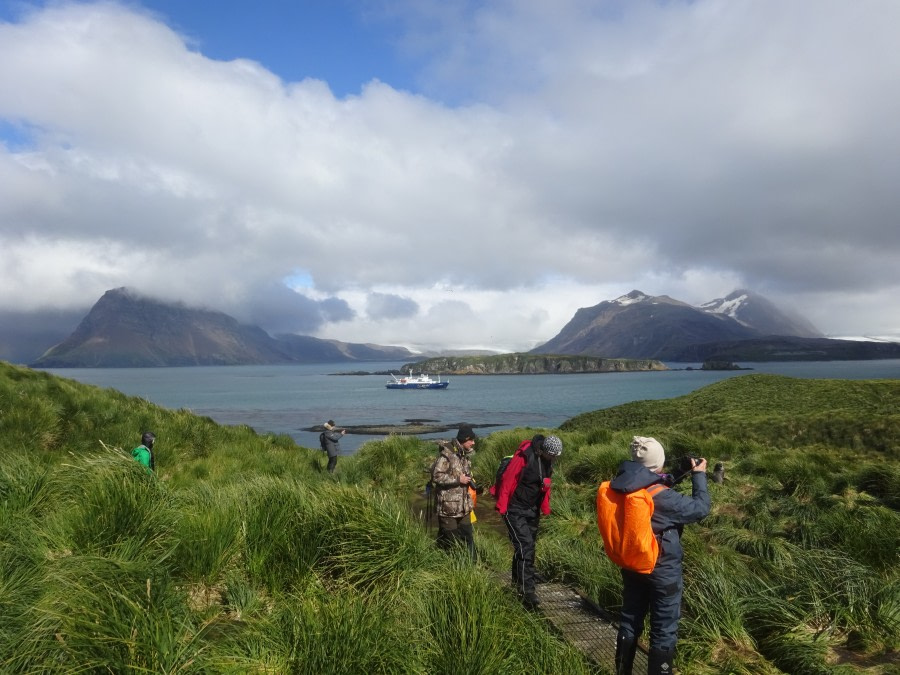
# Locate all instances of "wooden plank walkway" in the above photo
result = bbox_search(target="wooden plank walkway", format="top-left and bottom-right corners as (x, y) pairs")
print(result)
(502, 573), (649, 673)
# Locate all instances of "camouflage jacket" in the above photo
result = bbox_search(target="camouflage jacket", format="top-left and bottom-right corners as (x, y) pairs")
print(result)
(431, 439), (474, 518)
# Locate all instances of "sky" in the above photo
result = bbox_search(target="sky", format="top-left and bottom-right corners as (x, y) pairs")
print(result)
(1, 0), (899, 357)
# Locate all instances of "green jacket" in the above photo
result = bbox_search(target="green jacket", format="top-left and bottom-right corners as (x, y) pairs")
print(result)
(131, 444), (153, 473)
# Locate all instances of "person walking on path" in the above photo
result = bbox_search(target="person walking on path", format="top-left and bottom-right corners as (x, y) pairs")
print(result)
(131, 431), (156, 473)
(321, 420), (346, 474)
(611, 436), (710, 674)
(430, 424), (478, 560)
(495, 433), (563, 608)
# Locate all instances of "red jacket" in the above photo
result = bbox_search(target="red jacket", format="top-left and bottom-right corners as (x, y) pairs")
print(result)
(495, 440), (552, 516)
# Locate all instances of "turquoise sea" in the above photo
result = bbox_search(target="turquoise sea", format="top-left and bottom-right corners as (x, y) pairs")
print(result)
(41, 359), (900, 454)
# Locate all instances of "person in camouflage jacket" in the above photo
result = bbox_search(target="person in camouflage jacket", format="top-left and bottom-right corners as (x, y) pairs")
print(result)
(431, 424), (478, 559)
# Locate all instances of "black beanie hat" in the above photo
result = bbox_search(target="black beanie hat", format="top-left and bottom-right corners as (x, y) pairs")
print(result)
(456, 424), (477, 442)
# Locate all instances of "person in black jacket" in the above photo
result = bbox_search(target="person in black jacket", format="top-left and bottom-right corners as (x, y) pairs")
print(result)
(495, 434), (563, 608)
(321, 420), (346, 474)
(611, 436), (709, 674)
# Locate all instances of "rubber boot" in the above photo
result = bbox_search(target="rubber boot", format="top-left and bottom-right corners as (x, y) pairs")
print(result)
(614, 635), (637, 675)
(647, 646), (675, 674)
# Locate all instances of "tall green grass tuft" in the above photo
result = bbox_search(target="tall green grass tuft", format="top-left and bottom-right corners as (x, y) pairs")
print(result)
(315, 484), (439, 592)
(52, 453), (174, 559)
(11, 553), (210, 673)
(563, 442), (626, 485)
(240, 476), (322, 593)
(215, 586), (422, 673)
(410, 559), (594, 674)
(172, 482), (241, 586)
(343, 434), (431, 492)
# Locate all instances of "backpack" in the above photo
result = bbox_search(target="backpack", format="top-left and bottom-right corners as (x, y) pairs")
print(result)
(489, 438), (532, 498)
(488, 454), (514, 498)
(319, 432), (327, 452)
(596, 482), (668, 574)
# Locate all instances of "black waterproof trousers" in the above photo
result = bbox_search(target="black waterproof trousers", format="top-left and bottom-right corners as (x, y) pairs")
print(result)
(503, 509), (540, 597)
(618, 568), (683, 652)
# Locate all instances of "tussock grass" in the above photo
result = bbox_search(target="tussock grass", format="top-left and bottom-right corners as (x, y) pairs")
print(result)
(409, 559), (593, 674)
(11, 552), (208, 673)
(172, 483), (240, 586)
(53, 452), (174, 558)
(315, 485), (439, 592)
(219, 586), (421, 673)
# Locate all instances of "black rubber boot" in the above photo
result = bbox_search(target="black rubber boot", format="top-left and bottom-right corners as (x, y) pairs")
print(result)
(614, 635), (637, 675)
(647, 647), (675, 674)
(521, 591), (541, 610)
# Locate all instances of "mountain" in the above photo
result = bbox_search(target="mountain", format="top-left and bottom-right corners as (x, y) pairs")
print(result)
(31, 288), (414, 367)
(700, 289), (822, 338)
(534, 290), (759, 359)
(533, 289), (900, 362)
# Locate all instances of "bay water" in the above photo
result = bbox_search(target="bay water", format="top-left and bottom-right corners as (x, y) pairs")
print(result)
(41, 360), (900, 454)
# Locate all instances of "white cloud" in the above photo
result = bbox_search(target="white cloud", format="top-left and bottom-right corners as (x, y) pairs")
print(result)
(1, 0), (899, 355)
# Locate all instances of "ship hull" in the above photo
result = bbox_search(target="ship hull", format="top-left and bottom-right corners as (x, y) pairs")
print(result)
(385, 382), (449, 390)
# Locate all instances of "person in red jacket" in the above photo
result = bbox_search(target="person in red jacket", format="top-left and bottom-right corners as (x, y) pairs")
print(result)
(495, 433), (563, 608)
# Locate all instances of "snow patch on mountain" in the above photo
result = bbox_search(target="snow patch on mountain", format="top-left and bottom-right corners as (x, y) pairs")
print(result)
(700, 294), (748, 321)
(614, 291), (649, 306)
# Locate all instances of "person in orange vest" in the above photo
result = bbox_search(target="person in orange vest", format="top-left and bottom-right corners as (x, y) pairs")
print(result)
(611, 437), (709, 674)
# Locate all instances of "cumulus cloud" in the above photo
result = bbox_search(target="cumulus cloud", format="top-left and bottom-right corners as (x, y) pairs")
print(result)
(1, 0), (899, 358)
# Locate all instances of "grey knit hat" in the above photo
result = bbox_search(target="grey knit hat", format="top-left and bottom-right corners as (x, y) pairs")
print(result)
(631, 436), (665, 472)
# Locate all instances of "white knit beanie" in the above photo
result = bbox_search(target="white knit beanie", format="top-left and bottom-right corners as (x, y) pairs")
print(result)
(631, 436), (666, 472)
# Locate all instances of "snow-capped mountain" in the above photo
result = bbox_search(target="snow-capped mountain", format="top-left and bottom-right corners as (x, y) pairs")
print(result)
(533, 289), (829, 360)
(700, 289), (823, 338)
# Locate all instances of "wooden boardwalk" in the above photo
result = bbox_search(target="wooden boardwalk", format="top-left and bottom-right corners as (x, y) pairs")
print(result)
(503, 573), (649, 673)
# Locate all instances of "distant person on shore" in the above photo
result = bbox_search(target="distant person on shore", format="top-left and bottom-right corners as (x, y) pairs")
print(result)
(320, 421), (346, 474)
(430, 424), (478, 560)
(609, 436), (710, 674)
(495, 433), (563, 609)
(131, 431), (156, 473)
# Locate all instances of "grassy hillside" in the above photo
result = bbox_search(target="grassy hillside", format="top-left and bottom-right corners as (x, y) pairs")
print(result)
(563, 374), (900, 458)
(1, 362), (897, 673)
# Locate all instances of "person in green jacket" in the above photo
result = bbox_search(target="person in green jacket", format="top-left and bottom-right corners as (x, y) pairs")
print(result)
(131, 431), (156, 473)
